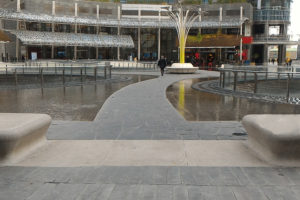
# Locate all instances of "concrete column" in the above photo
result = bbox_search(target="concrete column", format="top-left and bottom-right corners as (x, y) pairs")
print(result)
(117, 5), (121, 60)
(278, 44), (286, 65)
(263, 44), (268, 65)
(96, 5), (100, 59)
(158, 28), (161, 60)
(158, 9), (161, 60)
(0, 20), (5, 61)
(74, 3), (78, 60)
(138, 27), (141, 61)
(240, 6), (243, 36)
(138, 8), (141, 61)
(17, 0), (21, 12)
(198, 8), (201, 34)
(16, 21), (20, 61)
(51, 1), (55, 59)
(96, 5), (99, 19)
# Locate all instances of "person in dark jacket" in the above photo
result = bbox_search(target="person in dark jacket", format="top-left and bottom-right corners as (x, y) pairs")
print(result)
(158, 56), (167, 76)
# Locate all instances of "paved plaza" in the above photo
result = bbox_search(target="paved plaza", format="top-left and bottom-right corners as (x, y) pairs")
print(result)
(1, 70), (300, 199)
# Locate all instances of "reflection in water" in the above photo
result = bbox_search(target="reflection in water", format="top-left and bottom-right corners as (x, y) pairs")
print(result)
(0, 75), (155, 121)
(178, 81), (185, 115)
(166, 78), (300, 121)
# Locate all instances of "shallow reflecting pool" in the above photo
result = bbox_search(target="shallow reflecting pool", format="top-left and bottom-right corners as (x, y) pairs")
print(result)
(166, 78), (300, 121)
(0, 75), (155, 121)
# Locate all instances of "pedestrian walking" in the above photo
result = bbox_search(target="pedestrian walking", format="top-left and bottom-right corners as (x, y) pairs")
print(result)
(158, 56), (167, 76)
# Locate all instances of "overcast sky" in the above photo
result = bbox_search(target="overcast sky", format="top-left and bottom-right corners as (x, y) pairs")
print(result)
(290, 0), (300, 40)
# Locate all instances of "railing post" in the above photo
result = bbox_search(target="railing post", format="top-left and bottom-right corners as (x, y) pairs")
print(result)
(62, 69), (65, 85)
(286, 73), (290, 102)
(222, 71), (225, 88)
(80, 68), (83, 83)
(71, 64), (73, 78)
(254, 72), (257, 93)
(55, 63), (57, 75)
(265, 72), (268, 80)
(233, 71), (237, 91)
(104, 66), (107, 79)
(109, 65), (112, 79)
(94, 67), (97, 82)
(244, 71), (247, 82)
(219, 71), (222, 87)
(5, 65), (7, 76)
(40, 68), (44, 87)
(14, 69), (18, 87)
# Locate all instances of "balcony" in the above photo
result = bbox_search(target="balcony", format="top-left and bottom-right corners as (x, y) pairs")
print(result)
(254, 8), (290, 22)
(253, 34), (290, 42)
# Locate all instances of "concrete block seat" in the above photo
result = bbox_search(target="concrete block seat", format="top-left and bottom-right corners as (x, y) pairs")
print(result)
(0, 113), (51, 163)
(242, 114), (300, 161)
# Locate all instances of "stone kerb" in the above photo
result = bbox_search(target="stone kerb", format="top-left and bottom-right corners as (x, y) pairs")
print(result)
(0, 113), (51, 164)
(242, 114), (300, 163)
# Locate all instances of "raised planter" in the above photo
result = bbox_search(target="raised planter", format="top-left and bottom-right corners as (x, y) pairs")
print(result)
(0, 113), (51, 163)
(242, 114), (300, 162)
(166, 63), (198, 74)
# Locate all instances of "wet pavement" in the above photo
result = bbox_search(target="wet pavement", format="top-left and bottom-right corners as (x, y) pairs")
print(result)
(0, 75), (155, 121)
(167, 78), (300, 121)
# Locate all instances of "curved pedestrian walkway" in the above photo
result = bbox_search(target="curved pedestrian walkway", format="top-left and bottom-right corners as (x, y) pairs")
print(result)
(2, 70), (300, 200)
(48, 71), (244, 140)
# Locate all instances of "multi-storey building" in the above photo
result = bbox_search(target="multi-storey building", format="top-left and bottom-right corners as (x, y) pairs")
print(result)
(0, 0), (296, 65)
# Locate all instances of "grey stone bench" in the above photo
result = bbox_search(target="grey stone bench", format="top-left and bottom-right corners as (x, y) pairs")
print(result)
(0, 113), (51, 163)
(242, 114), (300, 162)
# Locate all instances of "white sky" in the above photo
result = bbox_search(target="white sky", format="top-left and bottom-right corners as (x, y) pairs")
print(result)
(289, 0), (300, 40)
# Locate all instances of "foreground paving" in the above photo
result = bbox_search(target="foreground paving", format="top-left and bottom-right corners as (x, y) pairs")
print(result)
(1, 166), (300, 200)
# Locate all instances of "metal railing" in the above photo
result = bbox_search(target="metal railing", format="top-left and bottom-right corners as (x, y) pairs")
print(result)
(0, 64), (112, 89)
(219, 68), (300, 103)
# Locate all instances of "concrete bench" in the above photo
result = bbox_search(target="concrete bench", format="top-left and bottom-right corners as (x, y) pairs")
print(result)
(0, 113), (51, 163)
(242, 114), (300, 162)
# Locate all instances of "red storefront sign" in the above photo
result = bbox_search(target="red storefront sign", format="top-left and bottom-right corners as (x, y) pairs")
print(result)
(242, 36), (253, 44)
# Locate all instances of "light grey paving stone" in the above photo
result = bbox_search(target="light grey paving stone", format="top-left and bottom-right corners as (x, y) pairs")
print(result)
(95, 184), (115, 200)
(0, 181), (41, 200)
(173, 186), (188, 200)
(261, 186), (299, 200)
(232, 186), (268, 200)
(68, 167), (96, 184)
(166, 167), (181, 185)
(124, 185), (143, 200)
(229, 167), (253, 186)
(280, 168), (300, 185)
(216, 186), (237, 200)
(187, 186), (219, 200)
(83, 167), (113, 184)
(242, 167), (292, 186)
(107, 185), (131, 200)
(157, 185), (173, 200)
(182, 167), (213, 186)
(141, 185), (157, 200)
(0, 166), (37, 181)
(76, 184), (106, 200)
(151, 167), (168, 185)
(206, 167), (240, 186)
(27, 183), (84, 200)
(23, 167), (73, 183)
